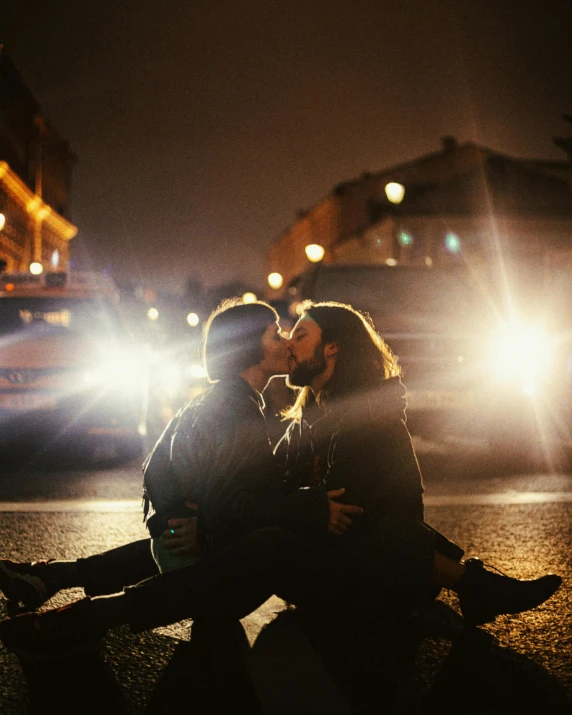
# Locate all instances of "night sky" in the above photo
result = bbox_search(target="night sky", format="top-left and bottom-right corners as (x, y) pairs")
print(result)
(1, 0), (571, 294)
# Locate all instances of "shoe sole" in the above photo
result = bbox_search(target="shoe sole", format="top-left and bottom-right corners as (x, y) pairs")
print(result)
(0, 562), (48, 610)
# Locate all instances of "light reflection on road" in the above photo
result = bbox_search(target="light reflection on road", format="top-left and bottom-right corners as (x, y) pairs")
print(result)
(1, 491), (572, 513)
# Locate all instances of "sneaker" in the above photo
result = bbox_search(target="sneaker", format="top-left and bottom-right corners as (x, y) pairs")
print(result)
(0, 559), (59, 610)
(0, 597), (104, 660)
(457, 558), (562, 627)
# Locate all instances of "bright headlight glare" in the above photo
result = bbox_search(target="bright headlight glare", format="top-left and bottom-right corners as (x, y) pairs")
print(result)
(187, 363), (208, 380)
(488, 323), (552, 384)
(157, 363), (182, 394)
(84, 348), (147, 391)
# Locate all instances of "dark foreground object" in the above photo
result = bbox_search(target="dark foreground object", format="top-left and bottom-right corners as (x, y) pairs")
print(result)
(9, 601), (572, 714)
(20, 650), (129, 715)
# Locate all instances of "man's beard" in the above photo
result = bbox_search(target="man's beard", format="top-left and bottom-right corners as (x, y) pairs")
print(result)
(287, 342), (327, 388)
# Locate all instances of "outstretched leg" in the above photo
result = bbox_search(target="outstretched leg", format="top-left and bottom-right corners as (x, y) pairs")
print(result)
(0, 539), (158, 610)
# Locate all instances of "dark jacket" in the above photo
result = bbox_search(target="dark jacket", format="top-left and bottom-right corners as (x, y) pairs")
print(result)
(143, 376), (329, 553)
(275, 377), (463, 561)
(276, 377), (423, 523)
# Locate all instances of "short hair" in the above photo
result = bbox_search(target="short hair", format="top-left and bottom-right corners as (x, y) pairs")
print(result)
(284, 300), (400, 421)
(203, 298), (278, 382)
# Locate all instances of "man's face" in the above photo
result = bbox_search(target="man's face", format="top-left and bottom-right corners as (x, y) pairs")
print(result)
(287, 315), (327, 387)
(259, 321), (290, 376)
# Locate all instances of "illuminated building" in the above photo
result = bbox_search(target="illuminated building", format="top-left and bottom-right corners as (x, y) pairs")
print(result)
(267, 134), (572, 292)
(0, 49), (77, 272)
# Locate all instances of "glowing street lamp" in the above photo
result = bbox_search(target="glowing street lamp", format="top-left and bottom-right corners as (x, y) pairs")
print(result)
(384, 182), (405, 205)
(305, 244), (325, 263)
(268, 272), (283, 290)
(186, 312), (200, 327)
(147, 307), (159, 321)
(30, 262), (43, 275)
(242, 292), (257, 304)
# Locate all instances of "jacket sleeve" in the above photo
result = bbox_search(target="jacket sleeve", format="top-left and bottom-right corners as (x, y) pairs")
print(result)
(170, 408), (329, 548)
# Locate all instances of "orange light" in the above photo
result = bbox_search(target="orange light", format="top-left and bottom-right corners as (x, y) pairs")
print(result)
(305, 244), (325, 263)
(5, 283), (14, 291)
(384, 182), (405, 204)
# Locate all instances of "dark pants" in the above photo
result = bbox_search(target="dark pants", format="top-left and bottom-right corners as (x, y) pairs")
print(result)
(75, 523), (461, 711)
(77, 539), (158, 597)
(75, 520), (461, 630)
(122, 520), (445, 632)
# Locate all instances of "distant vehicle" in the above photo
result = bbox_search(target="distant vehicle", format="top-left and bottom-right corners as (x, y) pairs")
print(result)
(286, 263), (572, 463)
(0, 271), (148, 458)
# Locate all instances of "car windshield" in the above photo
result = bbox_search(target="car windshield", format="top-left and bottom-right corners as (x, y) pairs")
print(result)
(311, 266), (486, 318)
(0, 297), (124, 337)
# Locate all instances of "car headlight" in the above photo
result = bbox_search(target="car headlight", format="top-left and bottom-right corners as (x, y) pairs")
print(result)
(487, 323), (553, 396)
(186, 362), (208, 381)
(84, 347), (148, 392)
(156, 362), (184, 395)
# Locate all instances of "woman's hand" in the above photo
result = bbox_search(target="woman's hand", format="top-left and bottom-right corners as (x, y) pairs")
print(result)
(162, 502), (199, 556)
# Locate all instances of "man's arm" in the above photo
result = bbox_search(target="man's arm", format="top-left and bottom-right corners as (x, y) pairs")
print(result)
(326, 419), (424, 523)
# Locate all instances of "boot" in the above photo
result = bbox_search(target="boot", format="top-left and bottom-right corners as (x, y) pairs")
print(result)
(0, 559), (60, 611)
(456, 558), (562, 627)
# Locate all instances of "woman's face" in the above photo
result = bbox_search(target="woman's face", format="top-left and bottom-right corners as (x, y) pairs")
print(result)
(259, 321), (290, 376)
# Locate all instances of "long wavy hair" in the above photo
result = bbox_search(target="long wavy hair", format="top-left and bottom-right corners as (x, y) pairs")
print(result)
(284, 301), (400, 422)
(203, 298), (278, 382)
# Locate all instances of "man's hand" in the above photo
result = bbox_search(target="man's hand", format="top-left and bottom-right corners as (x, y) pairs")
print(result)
(162, 502), (199, 556)
(327, 488), (363, 535)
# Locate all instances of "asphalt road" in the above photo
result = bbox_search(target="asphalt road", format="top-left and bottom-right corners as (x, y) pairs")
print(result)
(0, 437), (571, 714)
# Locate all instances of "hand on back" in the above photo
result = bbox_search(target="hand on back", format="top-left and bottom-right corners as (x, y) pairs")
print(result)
(327, 488), (363, 535)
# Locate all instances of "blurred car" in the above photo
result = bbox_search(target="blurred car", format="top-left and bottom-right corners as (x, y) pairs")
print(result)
(0, 271), (148, 458)
(286, 263), (572, 463)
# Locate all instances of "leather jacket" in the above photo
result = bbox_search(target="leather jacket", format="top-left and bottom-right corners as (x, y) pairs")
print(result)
(143, 376), (329, 553)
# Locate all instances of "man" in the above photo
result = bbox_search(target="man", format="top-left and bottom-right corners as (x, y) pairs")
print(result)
(0, 302), (561, 661)
(281, 302), (562, 623)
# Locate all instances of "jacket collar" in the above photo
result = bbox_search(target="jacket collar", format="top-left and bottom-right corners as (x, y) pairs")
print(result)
(214, 375), (266, 411)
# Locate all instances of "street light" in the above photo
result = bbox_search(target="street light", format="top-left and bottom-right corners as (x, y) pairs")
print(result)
(242, 292), (257, 304)
(186, 312), (200, 327)
(30, 262), (43, 275)
(268, 272), (283, 290)
(384, 182), (405, 205)
(305, 244), (325, 263)
(147, 307), (159, 321)
(0, 213), (5, 231)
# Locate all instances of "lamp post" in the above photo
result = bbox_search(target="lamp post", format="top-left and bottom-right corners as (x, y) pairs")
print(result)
(267, 272), (283, 290)
(384, 182), (406, 263)
(305, 244), (325, 263)
(384, 182), (405, 205)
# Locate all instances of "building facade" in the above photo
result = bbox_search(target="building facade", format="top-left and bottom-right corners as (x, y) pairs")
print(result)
(267, 136), (572, 297)
(0, 47), (76, 272)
